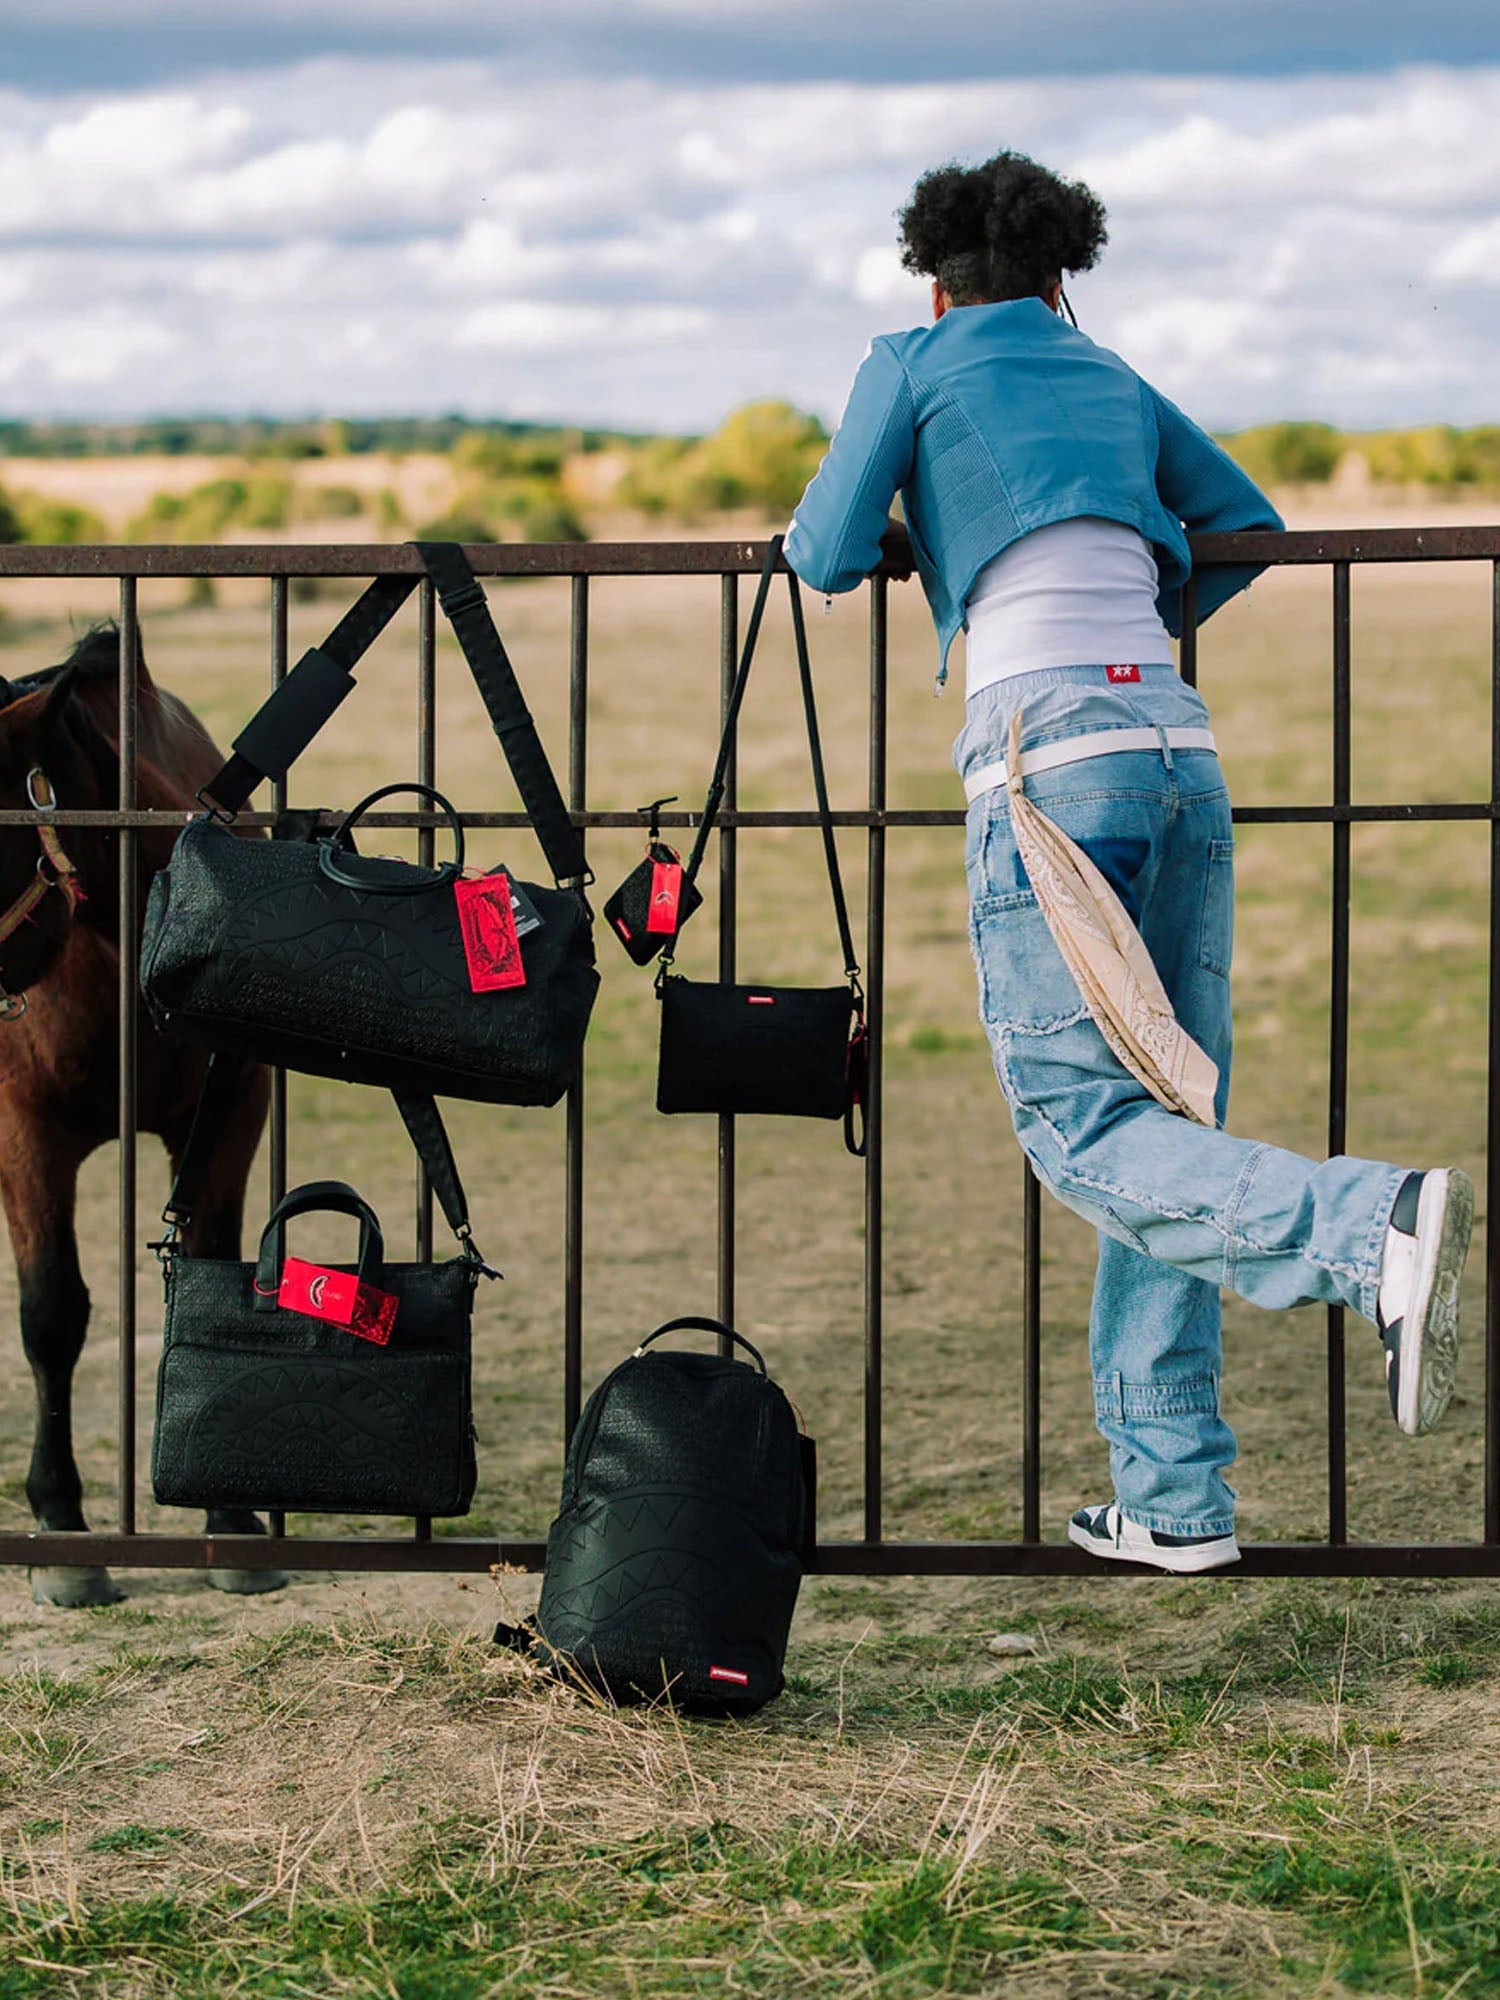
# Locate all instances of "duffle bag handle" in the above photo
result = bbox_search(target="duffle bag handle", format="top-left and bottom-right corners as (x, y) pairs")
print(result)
(633, 1315), (768, 1374)
(253, 1181), (385, 1311)
(320, 782), (465, 890)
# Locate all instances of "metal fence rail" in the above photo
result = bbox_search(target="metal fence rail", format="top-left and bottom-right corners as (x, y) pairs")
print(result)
(0, 526), (1498, 1581)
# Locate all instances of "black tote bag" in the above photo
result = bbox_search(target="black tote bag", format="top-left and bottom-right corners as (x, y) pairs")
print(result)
(655, 538), (867, 1154)
(152, 1178), (485, 1519)
(140, 544), (597, 1106)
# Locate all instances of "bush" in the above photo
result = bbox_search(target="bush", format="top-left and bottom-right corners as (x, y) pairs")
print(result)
(411, 511), (496, 544)
(127, 478), (247, 541)
(615, 437), (693, 517)
(0, 486), (21, 545)
(239, 473), (293, 530)
(1223, 421), (1343, 486)
(616, 401), (828, 520)
(13, 494), (107, 543)
(293, 483), (366, 524)
(451, 432), (567, 482)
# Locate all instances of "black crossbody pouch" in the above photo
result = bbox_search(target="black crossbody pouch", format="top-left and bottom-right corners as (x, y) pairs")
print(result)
(655, 538), (867, 1156)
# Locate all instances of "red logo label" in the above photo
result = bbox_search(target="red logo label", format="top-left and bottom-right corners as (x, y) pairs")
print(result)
(646, 859), (683, 934)
(708, 1665), (749, 1686)
(454, 873), (526, 993)
(278, 1257), (398, 1345)
(747, 994), (775, 1006)
(1105, 664), (1141, 683)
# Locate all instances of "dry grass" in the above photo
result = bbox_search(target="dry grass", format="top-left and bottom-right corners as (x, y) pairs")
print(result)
(6, 1578), (1500, 1994)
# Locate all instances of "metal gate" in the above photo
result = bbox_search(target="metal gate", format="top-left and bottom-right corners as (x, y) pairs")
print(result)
(0, 526), (1497, 1581)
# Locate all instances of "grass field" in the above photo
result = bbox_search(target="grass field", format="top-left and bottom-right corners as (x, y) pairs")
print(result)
(0, 526), (1497, 1994)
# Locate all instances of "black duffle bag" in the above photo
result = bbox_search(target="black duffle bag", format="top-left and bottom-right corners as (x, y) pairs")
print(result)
(140, 542), (597, 1107)
(152, 1114), (493, 1518)
(529, 1317), (815, 1718)
(654, 539), (867, 1154)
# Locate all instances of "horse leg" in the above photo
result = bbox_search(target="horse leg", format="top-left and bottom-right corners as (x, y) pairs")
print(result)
(171, 1062), (286, 1596)
(2, 1136), (124, 1608)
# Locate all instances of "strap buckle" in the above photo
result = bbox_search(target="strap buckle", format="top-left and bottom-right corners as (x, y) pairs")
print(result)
(458, 1226), (502, 1281)
(639, 796), (676, 847)
(194, 787), (238, 825)
(439, 576), (489, 621)
(150, 1218), (184, 1261)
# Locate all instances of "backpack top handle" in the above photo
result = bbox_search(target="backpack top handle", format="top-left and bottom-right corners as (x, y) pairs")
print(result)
(633, 1316), (767, 1374)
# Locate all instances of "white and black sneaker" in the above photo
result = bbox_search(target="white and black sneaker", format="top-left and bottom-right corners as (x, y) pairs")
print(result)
(1377, 1168), (1473, 1437)
(1067, 1501), (1240, 1574)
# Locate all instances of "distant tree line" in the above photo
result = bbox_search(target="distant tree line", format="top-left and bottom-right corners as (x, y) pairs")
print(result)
(0, 416), (641, 460)
(2, 409), (1499, 552)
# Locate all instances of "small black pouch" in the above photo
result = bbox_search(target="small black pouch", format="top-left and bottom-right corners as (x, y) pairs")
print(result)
(657, 979), (855, 1120)
(654, 539), (867, 1155)
(602, 801), (703, 965)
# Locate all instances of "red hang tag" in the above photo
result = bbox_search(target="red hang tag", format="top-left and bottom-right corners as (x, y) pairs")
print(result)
(646, 858), (684, 934)
(454, 872), (526, 993)
(278, 1256), (398, 1346)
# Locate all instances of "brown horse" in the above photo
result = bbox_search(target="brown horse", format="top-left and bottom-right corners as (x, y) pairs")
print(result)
(0, 624), (276, 1606)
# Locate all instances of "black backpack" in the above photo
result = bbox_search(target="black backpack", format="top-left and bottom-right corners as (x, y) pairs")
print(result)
(530, 1317), (814, 1717)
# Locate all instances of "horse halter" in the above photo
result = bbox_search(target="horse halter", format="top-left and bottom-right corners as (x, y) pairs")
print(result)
(0, 767), (85, 1021)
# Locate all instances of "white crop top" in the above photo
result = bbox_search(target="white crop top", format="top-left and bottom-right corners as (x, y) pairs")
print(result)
(963, 516), (1175, 699)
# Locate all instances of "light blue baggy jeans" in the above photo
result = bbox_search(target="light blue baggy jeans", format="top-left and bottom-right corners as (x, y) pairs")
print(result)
(957, 666), (1407, 1537)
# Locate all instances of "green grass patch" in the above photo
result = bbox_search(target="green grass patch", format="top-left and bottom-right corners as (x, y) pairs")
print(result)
(0, 1837), (1113, 2000)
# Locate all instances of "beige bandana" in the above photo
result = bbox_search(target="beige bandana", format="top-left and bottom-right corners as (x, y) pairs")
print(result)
(1003, 710), (1220, 1127)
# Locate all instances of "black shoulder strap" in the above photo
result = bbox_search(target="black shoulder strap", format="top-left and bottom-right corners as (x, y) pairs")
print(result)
(201, 575), (420, 815)
(163, 1057), (473, 1247)
(674, 538), (860, 989)
(390, 1089), (471, 1241)
(414, 542), (591, 889)
(679, 537), (782, 892)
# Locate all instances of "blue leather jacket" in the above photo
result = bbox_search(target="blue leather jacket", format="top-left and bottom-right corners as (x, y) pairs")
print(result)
(785, 298), (1282, 681)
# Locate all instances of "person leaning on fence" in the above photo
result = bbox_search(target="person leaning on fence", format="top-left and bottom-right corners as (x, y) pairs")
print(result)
(784, 149), (1474, 1573)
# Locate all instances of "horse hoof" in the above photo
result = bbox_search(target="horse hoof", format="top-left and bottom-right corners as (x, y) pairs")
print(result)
(208, 1567), (289, 1596)
(29, 1565), (126, 1609)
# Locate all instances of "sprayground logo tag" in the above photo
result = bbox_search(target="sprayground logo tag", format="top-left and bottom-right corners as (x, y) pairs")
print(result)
(278, 1257), (398, 1345)
(1105, 664), (1141, 683)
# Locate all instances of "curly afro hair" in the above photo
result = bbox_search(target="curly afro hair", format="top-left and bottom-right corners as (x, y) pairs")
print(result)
(898, 151), (1107, 304)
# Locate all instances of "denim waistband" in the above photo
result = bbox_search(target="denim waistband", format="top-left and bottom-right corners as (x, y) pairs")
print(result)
(952, 663), (1215, 784)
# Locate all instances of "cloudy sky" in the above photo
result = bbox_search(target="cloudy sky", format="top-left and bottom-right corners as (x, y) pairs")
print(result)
(2, 0), (1497, 432)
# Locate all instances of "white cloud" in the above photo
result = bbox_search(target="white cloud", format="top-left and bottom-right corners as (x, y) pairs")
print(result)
(0, 59), (1494, 428)
(1433, 216), (1500, 283)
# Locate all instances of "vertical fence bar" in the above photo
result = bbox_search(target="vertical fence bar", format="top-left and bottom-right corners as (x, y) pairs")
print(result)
(864, 575), (887, 1542)
(1327, 561), (1352, 1544)
(1488, 559), (1500, 1543)
(1178, 575), (1198, 690)
(268, 579), (289, 1215)
(267, 577), (289, 1541)
(413, 579), (438, 1543)
(414, 579), (437, 1267)
(716, 573), (738, 1349)
(1021, 1164), (1042, 1542)
(564, 574), (589, 1436)
(116, 577), (139, 1534)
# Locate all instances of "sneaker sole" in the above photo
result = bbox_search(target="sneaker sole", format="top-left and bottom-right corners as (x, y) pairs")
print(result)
(1398, 1167), (1474, 1438)
(1066, 1518), (1242, 1574)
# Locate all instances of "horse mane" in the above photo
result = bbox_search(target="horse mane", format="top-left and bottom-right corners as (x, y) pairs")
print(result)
(0, 622), (147, 714)
(56, 623), (138, 685)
